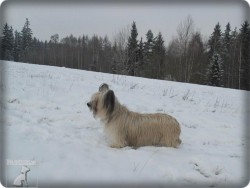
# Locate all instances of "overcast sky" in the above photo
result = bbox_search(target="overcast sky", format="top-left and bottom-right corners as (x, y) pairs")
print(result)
(1, 0), (249, 43)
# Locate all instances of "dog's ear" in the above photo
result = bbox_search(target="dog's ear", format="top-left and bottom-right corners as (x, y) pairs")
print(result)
(104, 90), (115, 114)
(99, 83), (109, 92)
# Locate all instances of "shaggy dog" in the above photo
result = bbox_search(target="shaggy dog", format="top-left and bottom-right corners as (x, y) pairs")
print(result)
(87, 83), (181, 148)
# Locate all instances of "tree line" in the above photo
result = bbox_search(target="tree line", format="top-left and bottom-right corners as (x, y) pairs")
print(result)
(1, 17), (249, 90)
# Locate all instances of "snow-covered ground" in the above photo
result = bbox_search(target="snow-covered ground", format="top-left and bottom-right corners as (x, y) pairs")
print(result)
(1, 60), (249, 187)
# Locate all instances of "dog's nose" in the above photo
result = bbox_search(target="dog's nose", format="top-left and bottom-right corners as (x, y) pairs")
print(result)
(87, 102), (91, 107)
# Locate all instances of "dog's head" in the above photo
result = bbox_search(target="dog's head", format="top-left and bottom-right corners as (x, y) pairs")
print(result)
(87, 83), (116, 120)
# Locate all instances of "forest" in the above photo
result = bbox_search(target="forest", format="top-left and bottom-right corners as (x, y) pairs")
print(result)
(1, 16), (249, 90)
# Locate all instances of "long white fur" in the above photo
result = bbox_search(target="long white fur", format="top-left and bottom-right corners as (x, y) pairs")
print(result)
(88, 84), (182, 148)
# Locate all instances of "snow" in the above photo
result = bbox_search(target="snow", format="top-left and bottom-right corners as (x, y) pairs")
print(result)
(1, 60), (249, 187)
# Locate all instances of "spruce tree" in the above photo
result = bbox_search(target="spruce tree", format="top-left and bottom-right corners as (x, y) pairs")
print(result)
(13, 30), (22, 62)
(9, 26), (14, 60)
(21, 18), (33, 62)
(137, 37), (144, 76)
(221, 23), (232, 87)
(208, 23), (222, 56)
(127, 21), (138, 76)
(144, 30), (154, 64)
(1, 23), (14, 60)
(138, 37), (144, 65)
(206, 23), (224, 86)
(143, 30), (156, 78)
(206, 52), (224, 86)
(1, 23), (8, 59)
(223, 23), (231, 53)
(228, 27), (239, 89)
(21, 18), (33, 50)
(239, 21), (250, 90)
(144, 30), (154, 54)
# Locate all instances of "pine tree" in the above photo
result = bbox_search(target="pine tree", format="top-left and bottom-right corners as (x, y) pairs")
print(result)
(143, 30), (156, 78)
(1, 23), (14, 60)
(21, 18), (33, 50)
(144, 30), (154, 54)
(239, 21), (250, 90)
(21, 18), (33, 62)
(222, 23), (231, 53)
(221, 23), (232, 87)
(13, 30), (22, 62)
(111, 41), (118, 74)
(144, 30), (154, 63)
(206, 52), (224, 86)
(208, 23), (222, 56)
(206, 23), (224, 86)
(137, 38), (144, 67)
(1, 24), (8, 59)
(229, 27), (239, 89)
(127, 21), (138, 76)
(9, 26), (14, 60)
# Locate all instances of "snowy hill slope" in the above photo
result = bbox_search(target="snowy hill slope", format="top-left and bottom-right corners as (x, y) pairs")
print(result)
(1, 61), (249, 187)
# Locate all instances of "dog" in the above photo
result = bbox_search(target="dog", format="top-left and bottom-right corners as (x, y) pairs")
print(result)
(87, 83), (181, 148)
(13, 165), (30, 187)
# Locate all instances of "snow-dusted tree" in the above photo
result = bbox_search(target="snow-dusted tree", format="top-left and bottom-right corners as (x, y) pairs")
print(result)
(127, 21), (138, 76)
(206, 23), (224, 86)
(208, 23), (222, 57)
(206, 52), (224, 86)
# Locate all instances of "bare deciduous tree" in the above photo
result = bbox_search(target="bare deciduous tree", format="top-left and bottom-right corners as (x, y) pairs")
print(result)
(176, 15), (194, 82)
(112, 25), (130, 74)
